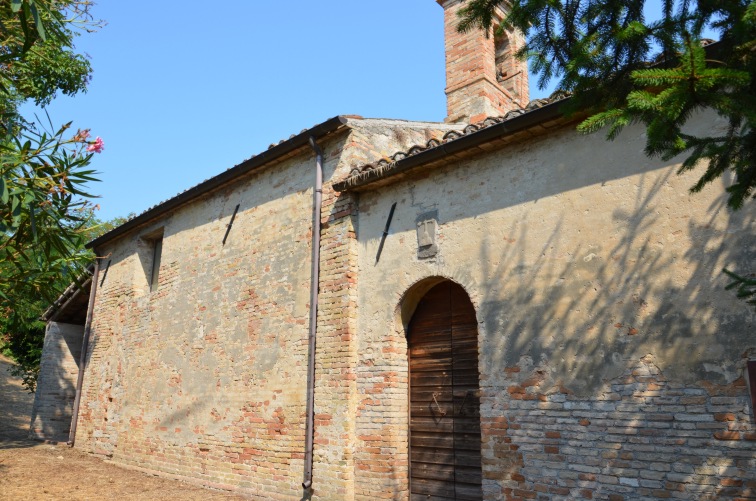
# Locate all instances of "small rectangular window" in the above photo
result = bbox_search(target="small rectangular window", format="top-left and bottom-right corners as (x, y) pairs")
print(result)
(150, 236), (163, 292)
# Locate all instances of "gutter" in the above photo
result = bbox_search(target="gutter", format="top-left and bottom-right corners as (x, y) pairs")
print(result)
(302, 137), (323, 490)
(68, 256), (102, 446)
(87, 116), (351, 250)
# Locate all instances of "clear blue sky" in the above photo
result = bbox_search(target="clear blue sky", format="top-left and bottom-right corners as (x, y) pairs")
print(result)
(21, 1), (551, 221)
(26, 1), (701, 222)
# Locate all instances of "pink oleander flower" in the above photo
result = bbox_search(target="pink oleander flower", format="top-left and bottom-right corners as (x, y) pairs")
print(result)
(76, 129), (91, 141)
(87, 136), (104, 153)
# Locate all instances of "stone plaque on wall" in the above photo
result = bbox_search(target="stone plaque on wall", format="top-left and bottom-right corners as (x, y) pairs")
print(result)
(416, 211), (438, 258)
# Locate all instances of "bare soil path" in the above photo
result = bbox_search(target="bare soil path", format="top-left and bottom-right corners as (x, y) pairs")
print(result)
(0, 355), (245, 500)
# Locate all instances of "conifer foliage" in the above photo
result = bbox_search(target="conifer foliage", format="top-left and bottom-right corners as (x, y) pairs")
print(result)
(458, 0), (756, 210)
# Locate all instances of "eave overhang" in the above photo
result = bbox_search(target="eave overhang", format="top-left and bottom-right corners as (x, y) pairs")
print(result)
(333, 99), (577, 193)
(87, 115), (352, 250)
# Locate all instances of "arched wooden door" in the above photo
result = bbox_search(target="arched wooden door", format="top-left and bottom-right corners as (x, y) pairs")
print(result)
(408, 281), (482, 500)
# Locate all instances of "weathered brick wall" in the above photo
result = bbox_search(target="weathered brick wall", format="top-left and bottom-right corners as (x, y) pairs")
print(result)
(353, 313), (411, 500)
(77, 147), (322, 499)
(438, 0), (528, 122)
(72, 119), (454, 499)
(354, 114), (755, 499)
(29, 322), (83, 442)
(309, 119), (458, 499)
(487, 356), (755, 500)
(70, 108), (755, 499)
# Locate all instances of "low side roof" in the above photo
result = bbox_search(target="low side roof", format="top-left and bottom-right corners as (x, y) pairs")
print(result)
(42, 266), (93, 324)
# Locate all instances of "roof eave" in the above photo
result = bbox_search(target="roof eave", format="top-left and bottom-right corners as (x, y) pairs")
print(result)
(333, 99), (576, 193)
(41, 265), (94, 322)
(87, 115), (351, 250)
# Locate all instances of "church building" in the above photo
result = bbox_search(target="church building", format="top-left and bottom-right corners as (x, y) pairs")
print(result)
(32, 1), (756, 499)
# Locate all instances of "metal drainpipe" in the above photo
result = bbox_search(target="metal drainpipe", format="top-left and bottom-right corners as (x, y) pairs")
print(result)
(303, 137), (323, 490)
(68, 256), (102, 446)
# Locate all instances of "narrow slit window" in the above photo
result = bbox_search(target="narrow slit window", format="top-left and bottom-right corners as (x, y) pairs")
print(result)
(150, 236), (163, 292)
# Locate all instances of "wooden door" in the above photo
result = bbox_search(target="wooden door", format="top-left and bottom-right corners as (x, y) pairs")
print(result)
(408, 281), (482, 500)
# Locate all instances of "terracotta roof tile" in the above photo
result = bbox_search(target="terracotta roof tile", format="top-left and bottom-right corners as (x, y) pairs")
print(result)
(344, 92), (570, 180)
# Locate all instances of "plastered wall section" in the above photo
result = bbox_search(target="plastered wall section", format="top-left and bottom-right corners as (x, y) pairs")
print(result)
(30, 321), (83, 442)
(75, 120), (459, 500)
(354, 115), (755, 500)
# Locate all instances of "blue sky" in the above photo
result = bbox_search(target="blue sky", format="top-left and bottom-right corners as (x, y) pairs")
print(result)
(26, 1), (706, 222)
(25, 2), (451, 221)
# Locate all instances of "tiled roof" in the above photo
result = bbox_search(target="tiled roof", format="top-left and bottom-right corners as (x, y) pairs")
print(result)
(335, 40), (721, 193)
(337, 92), (571, 191)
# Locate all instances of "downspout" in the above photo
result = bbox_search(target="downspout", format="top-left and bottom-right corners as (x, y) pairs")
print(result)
(68, 256), (102, 446)
(303, 137), (323, 490)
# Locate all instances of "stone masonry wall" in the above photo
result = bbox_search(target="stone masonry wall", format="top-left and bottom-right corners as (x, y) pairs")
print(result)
(29, 322), (83, 442)
(353, 113), (755, 499)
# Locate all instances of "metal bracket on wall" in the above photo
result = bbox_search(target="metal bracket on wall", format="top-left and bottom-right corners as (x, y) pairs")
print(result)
(99, 259), (112, 286)
(222, 204), (241, 245)
(375, 202), (397, 264)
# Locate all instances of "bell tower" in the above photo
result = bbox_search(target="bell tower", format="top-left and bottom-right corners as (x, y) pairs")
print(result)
(437, 0), (529, 123)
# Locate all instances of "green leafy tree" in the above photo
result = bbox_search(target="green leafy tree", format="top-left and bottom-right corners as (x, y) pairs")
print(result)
(1, 122), (101, 302)
(724, 269), (756, 308)
(458, 0), (756, 210)
(0, 0), (105, 388)
(0, 292), (47, 391)
(0, 0), (103, 291)
(0, 209), (126, 392)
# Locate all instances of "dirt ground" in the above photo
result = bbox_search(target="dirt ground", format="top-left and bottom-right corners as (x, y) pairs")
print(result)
(0, 355), (245, 500)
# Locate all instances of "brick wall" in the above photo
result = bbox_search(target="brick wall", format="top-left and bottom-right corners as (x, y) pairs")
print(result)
(309, 119), (457, 499)
(29, 322), (83, 442)
(63, 105), (755, 499)
(76, 148), (319, 499)
(70, 119), (450, 499)
(354, 115), (755, 499)
(438, 0), (528, 123)
(485, 356), (755, 500)
(353, 310), (411, 500)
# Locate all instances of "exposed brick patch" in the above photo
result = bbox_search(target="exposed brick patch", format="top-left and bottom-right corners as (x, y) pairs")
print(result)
(481, 358), (756, 500)
(439, 0), (528, 122)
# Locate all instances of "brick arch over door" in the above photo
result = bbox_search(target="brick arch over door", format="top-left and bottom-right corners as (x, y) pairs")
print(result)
(407, 280), (482, 500)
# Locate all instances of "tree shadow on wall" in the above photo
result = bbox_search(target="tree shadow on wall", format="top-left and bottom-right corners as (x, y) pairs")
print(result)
(473, 169), (754, 496)
(478, 169), (754, 393)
